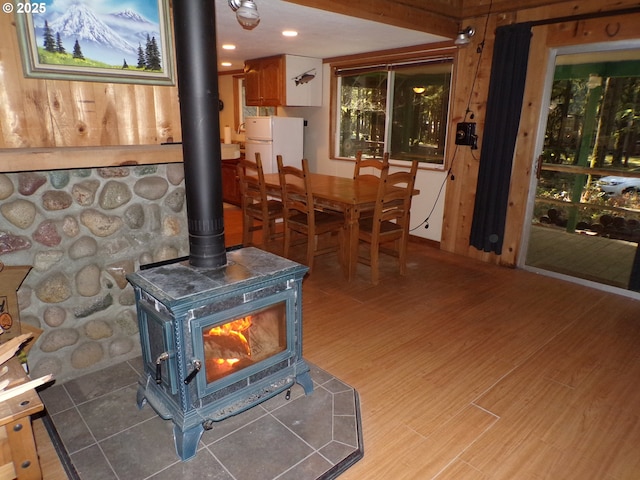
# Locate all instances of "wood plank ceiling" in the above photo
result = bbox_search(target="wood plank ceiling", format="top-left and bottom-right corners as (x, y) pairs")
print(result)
(283, 0), (582, 38)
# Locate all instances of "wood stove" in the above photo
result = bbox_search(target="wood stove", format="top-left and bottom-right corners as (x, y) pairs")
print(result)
(127, 247), (313, 461)
(124, 0), (318, 463)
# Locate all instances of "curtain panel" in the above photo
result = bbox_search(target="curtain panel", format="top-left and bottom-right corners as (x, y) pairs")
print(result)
(469, 23), (533, 254)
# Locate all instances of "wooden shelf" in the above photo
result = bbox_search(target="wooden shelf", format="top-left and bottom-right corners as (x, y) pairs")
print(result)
(0, 358), (45, 480)
(0, 144), (184, 173)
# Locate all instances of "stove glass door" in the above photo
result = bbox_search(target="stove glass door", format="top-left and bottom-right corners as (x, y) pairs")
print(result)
(201, 300), (287, 383)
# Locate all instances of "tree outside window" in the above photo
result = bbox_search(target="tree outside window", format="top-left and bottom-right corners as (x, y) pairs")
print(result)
(335, 59), (452, 166)
(535, 55), (640, 233)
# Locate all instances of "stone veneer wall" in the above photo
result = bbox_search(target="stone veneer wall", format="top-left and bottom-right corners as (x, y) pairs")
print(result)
(0, 163), (189, 383)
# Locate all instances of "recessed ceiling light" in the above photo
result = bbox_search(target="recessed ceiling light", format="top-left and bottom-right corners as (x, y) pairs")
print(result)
(222, 44), (236, 50)
(282, 30), (298, 37)
(221, 62), (232, 67)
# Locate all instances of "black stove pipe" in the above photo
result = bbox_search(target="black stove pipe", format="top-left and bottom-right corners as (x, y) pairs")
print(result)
(172, 0), (227, 268)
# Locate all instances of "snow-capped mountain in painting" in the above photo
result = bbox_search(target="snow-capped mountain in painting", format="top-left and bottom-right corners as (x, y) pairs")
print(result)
(110, 8), (147, 22)
(104, 8), (161, 53)
(35, 2), (162, 68)
(48, 4), (136, 55)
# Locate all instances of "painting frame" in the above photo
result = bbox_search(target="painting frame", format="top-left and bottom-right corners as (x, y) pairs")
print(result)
(14, 0), (175, 86)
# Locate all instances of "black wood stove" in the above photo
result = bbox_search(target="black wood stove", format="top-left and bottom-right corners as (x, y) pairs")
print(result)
(125, 0), (317, 462)
(127, 247), (313, 461)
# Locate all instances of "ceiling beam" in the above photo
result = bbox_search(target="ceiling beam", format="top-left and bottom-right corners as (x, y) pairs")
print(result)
(282, 0), (461, 40)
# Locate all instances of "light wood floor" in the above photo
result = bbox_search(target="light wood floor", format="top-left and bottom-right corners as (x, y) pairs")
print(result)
(36, 207), (640, 479)
(34, 417), (69, 480)
(299, 246), (640, 479)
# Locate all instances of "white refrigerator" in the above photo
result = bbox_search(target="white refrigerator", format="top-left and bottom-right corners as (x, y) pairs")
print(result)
(245, 116), (304, 174)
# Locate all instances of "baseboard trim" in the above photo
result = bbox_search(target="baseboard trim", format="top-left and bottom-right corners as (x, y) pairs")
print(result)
(409, 234), (440, 249)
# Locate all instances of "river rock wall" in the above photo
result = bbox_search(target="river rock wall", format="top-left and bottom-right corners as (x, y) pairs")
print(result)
(0, 164), (189, 382)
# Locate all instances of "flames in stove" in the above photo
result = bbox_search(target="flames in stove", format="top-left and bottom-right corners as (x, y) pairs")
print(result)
(204, 315), (253, 382)
(202, 302), (288, 383)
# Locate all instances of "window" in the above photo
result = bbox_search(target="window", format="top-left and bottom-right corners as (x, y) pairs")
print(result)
(234, 76), (275, 131)
(332, 56), (453, 167)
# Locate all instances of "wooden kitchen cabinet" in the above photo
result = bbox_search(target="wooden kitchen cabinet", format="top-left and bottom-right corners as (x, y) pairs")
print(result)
(244, 55), (322, 107)
(244, 56), (284, 106)
(221, 158), (241, 206)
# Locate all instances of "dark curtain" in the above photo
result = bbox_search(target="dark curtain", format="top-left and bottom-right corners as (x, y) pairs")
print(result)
(629, 244), (640, 291)
(469, 23), (533, 254)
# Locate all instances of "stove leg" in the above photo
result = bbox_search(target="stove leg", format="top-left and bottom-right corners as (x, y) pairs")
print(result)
(173, 424), (204, 461)
(136, 385), (147, 409)
(297, 370), (314, 395)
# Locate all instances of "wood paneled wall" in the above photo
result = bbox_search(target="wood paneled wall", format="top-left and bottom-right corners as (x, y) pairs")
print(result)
(441, 0), (640, 266)
(0, 12), (183, 171)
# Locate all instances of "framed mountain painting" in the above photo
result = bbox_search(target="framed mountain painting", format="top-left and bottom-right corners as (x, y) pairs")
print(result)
(14, 0), (174, 85)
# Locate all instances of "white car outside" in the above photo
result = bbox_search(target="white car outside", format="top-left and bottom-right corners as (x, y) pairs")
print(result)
(596, 176), (640, 196)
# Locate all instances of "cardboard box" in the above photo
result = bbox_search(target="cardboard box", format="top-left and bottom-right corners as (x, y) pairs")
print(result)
(19, 323), (43, 358)
(0, 264), (31, 343)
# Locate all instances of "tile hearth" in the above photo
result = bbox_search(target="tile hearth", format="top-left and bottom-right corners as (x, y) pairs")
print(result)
(39, 357), (363, 480)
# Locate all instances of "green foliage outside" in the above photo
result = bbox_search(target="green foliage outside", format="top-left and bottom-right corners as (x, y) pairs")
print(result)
(535, 60), (640, 235)
(338, 63), (451, 164)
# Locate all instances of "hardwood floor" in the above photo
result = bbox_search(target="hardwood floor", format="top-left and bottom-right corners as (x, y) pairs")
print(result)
(36, 206), (640, 479)
(34, 416), (69, 480)
(299, 243), (640, 479)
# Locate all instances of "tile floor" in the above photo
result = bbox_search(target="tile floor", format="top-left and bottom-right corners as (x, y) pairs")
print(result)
(39, 357), (363, 480)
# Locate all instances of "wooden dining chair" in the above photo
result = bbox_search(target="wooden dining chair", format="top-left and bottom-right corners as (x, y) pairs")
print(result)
(353, 150), (389, 181)
(277, 156), (345, 273)
(236, 153), (283, 249)
(353, 150), (391, 221)
(358, 160), (418, 285)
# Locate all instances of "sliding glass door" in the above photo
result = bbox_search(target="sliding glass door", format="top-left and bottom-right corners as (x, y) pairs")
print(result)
(523, 45), (640, 295)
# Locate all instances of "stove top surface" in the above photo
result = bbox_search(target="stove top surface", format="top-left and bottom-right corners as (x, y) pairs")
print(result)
(127, 247), (307, 305)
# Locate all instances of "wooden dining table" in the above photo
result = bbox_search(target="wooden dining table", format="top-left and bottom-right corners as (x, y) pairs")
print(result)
(263, 172), (419, 281)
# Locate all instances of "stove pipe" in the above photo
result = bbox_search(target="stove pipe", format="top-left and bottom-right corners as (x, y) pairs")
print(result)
(172, 0), (227, 268)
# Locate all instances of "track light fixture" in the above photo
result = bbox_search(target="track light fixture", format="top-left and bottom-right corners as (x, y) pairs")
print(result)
(228, 0), (260, 30)
(454, 26), (475, 46)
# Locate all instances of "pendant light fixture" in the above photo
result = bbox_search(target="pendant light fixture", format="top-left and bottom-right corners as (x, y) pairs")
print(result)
(228, 0), (260, 30)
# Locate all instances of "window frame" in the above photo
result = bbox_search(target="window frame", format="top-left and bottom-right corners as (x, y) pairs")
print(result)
(329, 44), (457, 170)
